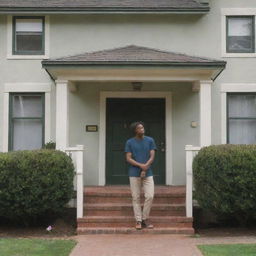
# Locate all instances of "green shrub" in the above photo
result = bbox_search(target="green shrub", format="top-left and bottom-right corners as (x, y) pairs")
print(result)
(193, 144), (256, 225)
(43, 141), (56, 150)
(0, 150), (75, 224)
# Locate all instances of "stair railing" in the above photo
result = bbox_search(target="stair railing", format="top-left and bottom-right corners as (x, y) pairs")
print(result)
(65, 145), (84, 218)
(185, 145), (201, 218)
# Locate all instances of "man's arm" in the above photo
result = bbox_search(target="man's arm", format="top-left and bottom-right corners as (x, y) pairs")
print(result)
(140, 149), (155, 177)
(126, 150), (155, 170)
(126, 152), (143, 169)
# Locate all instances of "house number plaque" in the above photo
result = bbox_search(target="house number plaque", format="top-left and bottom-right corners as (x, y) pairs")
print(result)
(86, 125), (98, 132)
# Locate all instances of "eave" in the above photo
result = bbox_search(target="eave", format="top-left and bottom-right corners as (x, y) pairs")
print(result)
(0, 7), (210, 14)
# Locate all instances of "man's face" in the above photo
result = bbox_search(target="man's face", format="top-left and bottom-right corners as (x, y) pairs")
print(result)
(135, 124), (145, 135)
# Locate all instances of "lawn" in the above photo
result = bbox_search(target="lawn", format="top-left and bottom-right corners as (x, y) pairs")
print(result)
(0, 238), (77, 256)
(198, 244), (256, 256)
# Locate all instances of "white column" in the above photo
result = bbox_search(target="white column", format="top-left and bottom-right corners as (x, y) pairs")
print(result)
(199, 80), (212, 147)
(76, 144), (84, 218)
(56, 80), (69, 150)
(185, 145), (193, 218)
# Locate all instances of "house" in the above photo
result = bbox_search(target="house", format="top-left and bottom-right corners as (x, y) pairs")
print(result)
(0, 0), (255, 234)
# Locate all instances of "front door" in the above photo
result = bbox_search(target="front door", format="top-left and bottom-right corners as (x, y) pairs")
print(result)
(106, 98), (166, 185)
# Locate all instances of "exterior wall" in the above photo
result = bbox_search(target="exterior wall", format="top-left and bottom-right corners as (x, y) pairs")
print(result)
(0, 0), (255, 184)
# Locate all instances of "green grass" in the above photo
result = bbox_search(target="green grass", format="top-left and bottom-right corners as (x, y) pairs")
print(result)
(0, 238), (77, 256)
(198, 244), (256, 256)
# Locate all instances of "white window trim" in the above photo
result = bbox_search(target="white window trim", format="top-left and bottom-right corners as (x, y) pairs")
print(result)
(221, 83), (256, 144)
(7, 15), (50, 60)
(2, 83), (52, 152)
(99, 91), (173, 186)
(221, 8), (256, 58)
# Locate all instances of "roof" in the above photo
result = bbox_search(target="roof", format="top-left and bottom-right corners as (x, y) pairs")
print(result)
(0, 0), (210, 14)
(42, 45), (226, 68)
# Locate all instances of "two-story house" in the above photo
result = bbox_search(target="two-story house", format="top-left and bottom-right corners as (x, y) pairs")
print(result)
(0, 0), (255, 234)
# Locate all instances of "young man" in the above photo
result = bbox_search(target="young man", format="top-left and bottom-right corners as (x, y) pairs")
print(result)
(125, 121), (157, 230)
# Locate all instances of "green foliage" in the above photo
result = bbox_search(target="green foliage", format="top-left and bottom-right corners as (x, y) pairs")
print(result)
(43, 141), (56, 150)
(0, 238), (77, 256)
(0, 150), (75, 224)
(193, 145), (256, 225)
(198, 244), (256, 256)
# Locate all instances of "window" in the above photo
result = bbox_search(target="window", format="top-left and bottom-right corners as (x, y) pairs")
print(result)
(227, 93), (256, 144)
(9, 93), (45, 151)
(13, 16), (45, 55)
(226, 16), (255, 53)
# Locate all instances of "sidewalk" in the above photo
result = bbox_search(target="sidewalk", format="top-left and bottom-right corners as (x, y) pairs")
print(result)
(70, 234), (256, 256)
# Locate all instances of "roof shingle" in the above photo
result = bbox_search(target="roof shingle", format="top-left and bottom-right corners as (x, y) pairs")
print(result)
(0, 0), (209, 13)
(42, 45), (226, 67)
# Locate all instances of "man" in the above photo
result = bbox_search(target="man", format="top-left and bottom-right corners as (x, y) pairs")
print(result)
(125, 121), (157, 230)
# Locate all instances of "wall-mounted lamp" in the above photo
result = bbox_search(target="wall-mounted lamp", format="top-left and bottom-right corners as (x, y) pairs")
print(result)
(132, 82), (143, 91)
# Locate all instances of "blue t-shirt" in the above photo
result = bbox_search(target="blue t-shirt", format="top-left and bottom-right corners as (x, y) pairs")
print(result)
(125, 136), (157, 177)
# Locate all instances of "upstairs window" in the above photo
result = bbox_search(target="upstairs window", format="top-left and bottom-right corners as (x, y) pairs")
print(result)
(227, 93), (256, 144)
(226, 16), (255, 53)
(13, 16), (45, 55)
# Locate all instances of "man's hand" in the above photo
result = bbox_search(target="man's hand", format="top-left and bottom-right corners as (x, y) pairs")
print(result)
(140, 163), (150, 172)
(140, 170), (146, 178)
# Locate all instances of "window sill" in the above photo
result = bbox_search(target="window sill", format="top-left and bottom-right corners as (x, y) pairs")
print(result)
(222, 52), (256, 58)
(7, 55), (49, 60)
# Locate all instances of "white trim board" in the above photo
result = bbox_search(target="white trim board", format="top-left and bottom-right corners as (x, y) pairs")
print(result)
(221, 83), (256, 144)
(221, 8), (256, 58)
(2, 82), (52, 152)
(7, 15), (50, 60)
(99, 91), (173, 186)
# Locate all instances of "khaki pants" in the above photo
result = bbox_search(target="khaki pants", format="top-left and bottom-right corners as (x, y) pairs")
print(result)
(129, 176), (154, 222)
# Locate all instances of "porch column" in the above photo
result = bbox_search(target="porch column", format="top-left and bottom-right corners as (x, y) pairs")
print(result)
(199, 80), (212, 147)
(55, 80), (69, 150)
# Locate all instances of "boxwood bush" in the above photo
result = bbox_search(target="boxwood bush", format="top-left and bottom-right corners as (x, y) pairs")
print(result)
(0, 149), (75, 224)
(193, 144), (256, 225)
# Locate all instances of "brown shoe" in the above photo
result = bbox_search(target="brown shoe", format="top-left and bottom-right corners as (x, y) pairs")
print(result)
(142, 219), (154, 229)
(135, 221), (142, 230)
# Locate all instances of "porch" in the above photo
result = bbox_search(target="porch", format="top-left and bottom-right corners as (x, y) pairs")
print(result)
(42, 45), (225, 233)
(66, 144), (200, 234)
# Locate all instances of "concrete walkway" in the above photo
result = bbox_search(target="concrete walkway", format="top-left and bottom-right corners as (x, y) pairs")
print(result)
(69, 234), (256, 256)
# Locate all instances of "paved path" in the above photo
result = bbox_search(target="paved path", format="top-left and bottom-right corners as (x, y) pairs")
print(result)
(70, 234), (256, 256)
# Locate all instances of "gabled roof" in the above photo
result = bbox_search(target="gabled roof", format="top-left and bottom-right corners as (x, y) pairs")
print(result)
(42, 45), (225, 68)
(0, 0), (210, 14)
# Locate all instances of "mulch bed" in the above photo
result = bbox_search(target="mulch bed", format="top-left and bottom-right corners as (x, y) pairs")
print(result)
(196, 227), (256, 237)
(0, 209), (77, 238)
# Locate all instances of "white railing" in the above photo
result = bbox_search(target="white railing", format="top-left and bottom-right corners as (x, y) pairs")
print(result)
(65, 145), (84, 219)
(185, 145), (201, 218)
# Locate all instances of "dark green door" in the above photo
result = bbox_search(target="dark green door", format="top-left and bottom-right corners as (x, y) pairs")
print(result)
(106, 98), (166, 185)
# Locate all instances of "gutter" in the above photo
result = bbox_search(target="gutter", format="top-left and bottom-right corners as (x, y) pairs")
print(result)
(0, 7), (210, 14)
(42, 61), (226, 69)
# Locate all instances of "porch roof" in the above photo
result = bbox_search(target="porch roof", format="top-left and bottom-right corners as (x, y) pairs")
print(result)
(43, 45), (226, 67)
(0, 0), (209, 14)
(42, 45), (226, 81)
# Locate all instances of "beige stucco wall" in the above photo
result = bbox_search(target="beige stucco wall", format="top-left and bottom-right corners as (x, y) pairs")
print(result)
(0, 0), (256, 185)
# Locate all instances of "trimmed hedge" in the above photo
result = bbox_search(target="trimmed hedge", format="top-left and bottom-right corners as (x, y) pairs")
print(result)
(193, 144), (256, 225)
(0, 150), (75, 224)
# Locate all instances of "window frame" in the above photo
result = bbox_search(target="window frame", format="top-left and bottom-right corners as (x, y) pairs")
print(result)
(8, 92), (45, 151)
(221, 9), (256, 58)
(226, 15), (255, 54)
(12, 16), (45, 56)
(226, 92), (256, 144)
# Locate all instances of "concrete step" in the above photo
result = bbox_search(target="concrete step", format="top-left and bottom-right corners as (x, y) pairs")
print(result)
(83, 203), (186, 216)
(77, 216), (193, 228)
(77, 227), (195, 235)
